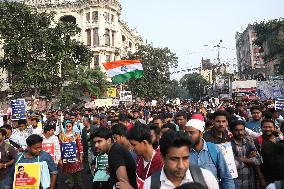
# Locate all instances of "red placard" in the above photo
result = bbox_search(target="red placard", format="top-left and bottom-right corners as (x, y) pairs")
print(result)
(42, 143), (55, 160)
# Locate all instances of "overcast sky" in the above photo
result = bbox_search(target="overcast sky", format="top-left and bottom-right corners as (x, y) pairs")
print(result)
(119, 0), (284, 79)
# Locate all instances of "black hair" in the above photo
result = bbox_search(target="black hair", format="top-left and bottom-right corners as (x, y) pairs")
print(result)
(149, 124), (161, 135)
(229, 120), (246, 131)
(250, 106), (262, 112)
(213, 110), (230, 122)
(175, 111), (188, 120)
(0, 128), (7, 136)
(2, 124), (12, 131)
(18, 165), (24, 171)
(127, 124), (152, 144)
(159, 130), (192, 157)
(261, 119), (275, 128)
(31, 117), (38, 122)
(153, 114), (164, 121)
(90, 126), (112, 140)
(225, 107), (235, 115)
(83, 117), (91, 123)
(111, 123), (128, 137)
(164, 112), (173, 119)
(26, 134), (43, 147)
(70, 113), (77, 117)
(43, 124), (55, 133)
(262, 110), (273, 119)
(18, 119), (27, 125)
(118, 113), (128, 122)
(161, 122), (176, 131)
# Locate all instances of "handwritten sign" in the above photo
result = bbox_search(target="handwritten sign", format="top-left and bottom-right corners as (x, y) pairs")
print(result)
(216, 142), (238, 178)
(42, 143), (55, 160)
(11, 99), (26, 120)
(62, 142), (77, 163)
(14, 163), (40, 189)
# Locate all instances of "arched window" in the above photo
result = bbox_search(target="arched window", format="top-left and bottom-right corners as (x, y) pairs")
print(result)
(60, 15), (76, 24)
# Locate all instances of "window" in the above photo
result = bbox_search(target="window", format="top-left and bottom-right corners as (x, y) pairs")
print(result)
(60, 15), (76, 24)
(122, 35), (126, 42)
(92, 11), (99, 22)
(106, 55), (111, 62)
(104, 12), (110, 22)
(94, 55), (99, 66)
(111, 31), (116, 46)
(86, 29), (91, 46)
(111, 14), (114, 23)
(86, 12), (90, 22)
(105, 29), (110, 46)
(129, 41), (132, 48)
(93, 28), (99, 46)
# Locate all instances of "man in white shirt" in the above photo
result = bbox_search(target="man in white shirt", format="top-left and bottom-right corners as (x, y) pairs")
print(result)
(143, 130), (219, 189)
(10, 119), (30, 150)
(42, 124), (61, 164)
(28, 117), (43, 136)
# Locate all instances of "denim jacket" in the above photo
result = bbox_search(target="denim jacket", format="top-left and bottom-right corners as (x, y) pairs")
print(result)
(190, 140), (235, 189)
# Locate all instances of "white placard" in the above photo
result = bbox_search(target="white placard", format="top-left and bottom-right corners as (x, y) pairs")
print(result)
(119, 91), (132, 101)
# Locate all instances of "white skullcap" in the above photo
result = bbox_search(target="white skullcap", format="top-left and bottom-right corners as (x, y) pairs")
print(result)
(186, 119), (205, 132)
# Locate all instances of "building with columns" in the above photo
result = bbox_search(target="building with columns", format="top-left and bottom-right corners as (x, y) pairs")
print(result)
(24, 0), (143, 69)
(1, 0), (143, 92)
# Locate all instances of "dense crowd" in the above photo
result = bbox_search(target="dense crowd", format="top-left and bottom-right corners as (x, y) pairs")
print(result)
(0, 99), (284, 189)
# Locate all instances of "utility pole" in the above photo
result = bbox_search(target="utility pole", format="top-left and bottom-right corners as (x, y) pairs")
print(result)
(214, 40), (223, 65)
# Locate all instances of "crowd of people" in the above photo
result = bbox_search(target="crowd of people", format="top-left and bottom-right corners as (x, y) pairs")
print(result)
(0, 99), (284, 189)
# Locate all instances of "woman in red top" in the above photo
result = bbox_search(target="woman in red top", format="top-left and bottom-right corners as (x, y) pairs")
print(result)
(59, 120), (83, 189)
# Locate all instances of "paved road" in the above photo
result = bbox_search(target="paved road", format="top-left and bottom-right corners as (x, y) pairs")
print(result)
(57, 160), (93, 189)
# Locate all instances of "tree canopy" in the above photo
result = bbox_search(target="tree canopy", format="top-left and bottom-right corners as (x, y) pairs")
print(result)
(58, 66), (108, 108)
(124, 44), (178, 100)
(0, 1), (94, 97)
(253, 18), (284, 63)
(180, 73), (209, 100)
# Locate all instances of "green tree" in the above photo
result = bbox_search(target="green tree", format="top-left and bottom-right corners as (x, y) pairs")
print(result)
(58, 66), (108, 108)
(0, 1), (93, 97)
(124, 44), (178, 100)
(180, 73), (209, 100)
(253, 18), (284, 64)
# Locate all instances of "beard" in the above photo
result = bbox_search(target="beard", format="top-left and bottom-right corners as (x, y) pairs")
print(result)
(193, 136), (201, 147)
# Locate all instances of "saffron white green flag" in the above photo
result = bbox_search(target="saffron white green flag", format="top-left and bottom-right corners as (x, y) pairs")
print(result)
(103, 60), (144, 84)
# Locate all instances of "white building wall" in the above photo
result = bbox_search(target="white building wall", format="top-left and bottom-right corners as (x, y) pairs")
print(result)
(25, 0), (143, 70)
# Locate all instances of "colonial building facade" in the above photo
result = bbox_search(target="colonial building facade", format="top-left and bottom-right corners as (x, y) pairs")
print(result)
(24, 0), (143, 69)
(0, 0), (143, 91)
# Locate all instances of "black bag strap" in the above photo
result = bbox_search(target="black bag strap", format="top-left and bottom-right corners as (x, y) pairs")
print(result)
(150, 166), (208, 189)
(189, 165), (208, 189)
(150, 170), (161, 189)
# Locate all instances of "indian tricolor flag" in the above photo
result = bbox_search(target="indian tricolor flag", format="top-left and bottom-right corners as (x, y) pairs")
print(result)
(103, 60), (144, 84)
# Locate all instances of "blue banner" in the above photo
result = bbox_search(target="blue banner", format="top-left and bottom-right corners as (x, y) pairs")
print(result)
(11, 99), (26, 120)
(62, 142), (77, 163)
(275, 98), (284, 111)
